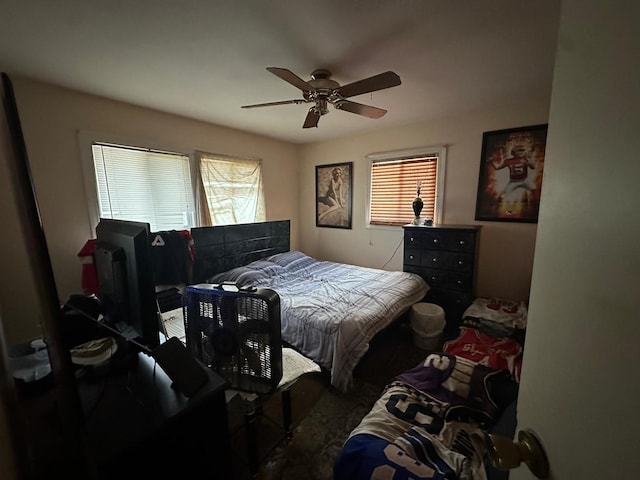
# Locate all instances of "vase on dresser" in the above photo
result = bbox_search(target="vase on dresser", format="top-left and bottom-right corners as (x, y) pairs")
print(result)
(412, 184), (424, 225)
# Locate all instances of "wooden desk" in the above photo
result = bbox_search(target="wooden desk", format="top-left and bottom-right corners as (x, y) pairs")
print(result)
(78, 349), (232, 479)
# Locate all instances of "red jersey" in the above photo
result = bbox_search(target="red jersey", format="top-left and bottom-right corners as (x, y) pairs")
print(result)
(503, 156), (531, 180)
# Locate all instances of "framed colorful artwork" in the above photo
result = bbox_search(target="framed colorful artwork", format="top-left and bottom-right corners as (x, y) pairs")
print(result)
(316, 162), (353, 229)
(475, 124), (548, 223)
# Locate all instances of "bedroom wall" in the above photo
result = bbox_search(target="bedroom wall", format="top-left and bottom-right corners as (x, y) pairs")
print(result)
(298, 96), (550, 302)
(1, 75), (547, 343)
(1, 76), (299, 345)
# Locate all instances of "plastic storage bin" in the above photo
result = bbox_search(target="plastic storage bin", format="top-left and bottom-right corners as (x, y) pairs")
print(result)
(409, 303), (446, 350)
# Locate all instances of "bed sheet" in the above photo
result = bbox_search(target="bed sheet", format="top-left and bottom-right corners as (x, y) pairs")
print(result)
(208, 250), (428, 391)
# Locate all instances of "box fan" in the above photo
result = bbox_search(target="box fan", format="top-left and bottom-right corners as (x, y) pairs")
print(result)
(184, 283), (283, 394)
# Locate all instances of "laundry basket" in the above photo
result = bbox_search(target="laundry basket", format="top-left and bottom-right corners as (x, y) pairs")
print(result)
(409, 303), (446, 350)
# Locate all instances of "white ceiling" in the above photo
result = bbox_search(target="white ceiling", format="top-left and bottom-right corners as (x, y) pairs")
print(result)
(0, 0), (561, 145)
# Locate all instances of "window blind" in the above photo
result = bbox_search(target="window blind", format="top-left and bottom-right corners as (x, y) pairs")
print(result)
(370, 156), (438, 226)
(92, 143), (195, 231)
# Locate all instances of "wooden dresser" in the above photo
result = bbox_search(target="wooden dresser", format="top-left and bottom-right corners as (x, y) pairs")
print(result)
(403, 224), (481, 329)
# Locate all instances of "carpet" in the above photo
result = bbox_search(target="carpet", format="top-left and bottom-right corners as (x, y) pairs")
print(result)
(256, 378), (382, 480)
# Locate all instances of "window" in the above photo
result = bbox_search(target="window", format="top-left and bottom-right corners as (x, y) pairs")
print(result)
(367, 146), (446, 226)
(88, 142), (266, 232)
(92, 143), (196, 232)
(197, 151), (265, 226)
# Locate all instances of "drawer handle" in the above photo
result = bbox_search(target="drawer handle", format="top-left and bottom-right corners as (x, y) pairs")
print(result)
(457, 280), (463, 285)
(432, 258), (438, 263)
(409, 255), (415, 260)
(458, 260), (464, 265)
(431, 276), (437, 281)
(459, 240), (465, 246)
(410, 237), (415, 242)
(433, 239), (439, 244)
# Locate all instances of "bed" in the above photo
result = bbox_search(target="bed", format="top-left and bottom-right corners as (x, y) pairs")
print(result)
(333, 297), (527, 480)
(206, 250), (428, 392)
(190, 220), (429, 392)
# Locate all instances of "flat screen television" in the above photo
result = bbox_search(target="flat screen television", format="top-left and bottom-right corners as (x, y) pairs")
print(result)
(95, 218), (159, 350)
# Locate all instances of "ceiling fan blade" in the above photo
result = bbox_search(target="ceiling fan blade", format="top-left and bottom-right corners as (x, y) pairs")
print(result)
(267, 67), (313, 92)
(241, 99), (306, 109)
(303, 108), (321, 128)
(335, 71), (401, 98)
(334, 100), (387, 119)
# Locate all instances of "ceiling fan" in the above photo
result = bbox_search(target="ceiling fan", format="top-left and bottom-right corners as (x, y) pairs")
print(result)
(241, 67), (401, 129)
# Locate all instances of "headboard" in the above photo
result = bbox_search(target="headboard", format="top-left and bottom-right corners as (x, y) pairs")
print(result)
(191, 220), (290, 283)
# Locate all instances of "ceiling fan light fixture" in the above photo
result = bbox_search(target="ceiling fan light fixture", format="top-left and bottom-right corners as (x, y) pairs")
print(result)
(316, 98), (329, 116)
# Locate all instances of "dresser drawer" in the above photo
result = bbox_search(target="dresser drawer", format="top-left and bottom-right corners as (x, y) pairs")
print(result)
(404, 248), (421, 266)
(416, 269), (473, 292)
(421, 268), (449, 289)
(446, 272), (474, 292)
(420, 250), (452, 269)
(446, 231), (477, 253)
(426, 289), (474, 319)
(450, 253), (474, 273)
(404, 229), (448, 250)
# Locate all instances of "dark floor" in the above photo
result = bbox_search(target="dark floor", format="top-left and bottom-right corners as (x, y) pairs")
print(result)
(228, 316), (436, 478)
(355, 315), (437, 389)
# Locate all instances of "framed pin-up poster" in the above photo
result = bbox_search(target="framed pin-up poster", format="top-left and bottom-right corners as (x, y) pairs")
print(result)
(316, 162), (352, 229)
(475, 124), (548, 223)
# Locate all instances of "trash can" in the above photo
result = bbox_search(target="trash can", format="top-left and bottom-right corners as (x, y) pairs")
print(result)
(409, 303), (446, 350)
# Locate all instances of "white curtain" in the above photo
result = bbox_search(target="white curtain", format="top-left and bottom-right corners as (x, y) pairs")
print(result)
(197, 151), (265, 226)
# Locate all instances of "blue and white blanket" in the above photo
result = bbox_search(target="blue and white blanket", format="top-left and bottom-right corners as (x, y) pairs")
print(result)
(209, 250), (428, 391)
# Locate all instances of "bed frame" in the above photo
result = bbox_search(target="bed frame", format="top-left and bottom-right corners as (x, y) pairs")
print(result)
(191, 220), (290, 283)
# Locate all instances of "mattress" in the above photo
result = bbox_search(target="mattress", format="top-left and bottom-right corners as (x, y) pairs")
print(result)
(208, 250), (428, 391)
